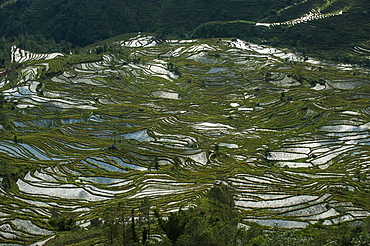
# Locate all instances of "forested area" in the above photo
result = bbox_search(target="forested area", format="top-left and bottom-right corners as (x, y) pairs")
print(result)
(45, 184), (370, 246)
(0, 0), (369, 68)
(0, 0), (290, 46)
(0, 0), (292, 69)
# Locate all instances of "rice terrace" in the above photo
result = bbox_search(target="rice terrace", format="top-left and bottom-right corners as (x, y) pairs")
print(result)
(0, 0), (370, 245)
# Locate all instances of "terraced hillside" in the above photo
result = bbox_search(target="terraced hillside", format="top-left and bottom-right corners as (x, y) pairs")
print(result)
(0, 35), (370, 244)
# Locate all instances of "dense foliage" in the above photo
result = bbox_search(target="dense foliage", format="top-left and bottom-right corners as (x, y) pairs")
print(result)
(0, 0), (288, 46)
(45, 184), (370, 246)
(0, 0), (368, 60)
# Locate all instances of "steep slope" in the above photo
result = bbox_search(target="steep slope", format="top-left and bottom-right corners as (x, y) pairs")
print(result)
(0, 0), (368, 64)
(0, 35), (369, 244)
(0, 0), (285, 46)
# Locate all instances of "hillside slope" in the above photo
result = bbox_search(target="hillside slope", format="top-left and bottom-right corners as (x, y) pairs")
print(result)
(0, 0), (286, 46)
(0, 34), (369, 245)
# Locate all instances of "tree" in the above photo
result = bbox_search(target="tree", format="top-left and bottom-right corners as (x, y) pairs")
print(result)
(102, 207), (117, 245)
(48, 213), (75, 232)
(0, 93), (5, 107)
(152, 156), (160, 171)
(173, 156), (182, 169)
(0, 160), (11, 189)
(162, 211), (188, 244)
(175, 216), (210, 246)
(117, 202), (129, 246)
(207, 184), (234, 208)
(139, 197), (151, 244)
(131, 208), (139, 243)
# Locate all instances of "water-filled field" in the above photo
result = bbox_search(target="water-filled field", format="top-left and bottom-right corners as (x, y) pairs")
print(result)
(0, 35), (369, 244)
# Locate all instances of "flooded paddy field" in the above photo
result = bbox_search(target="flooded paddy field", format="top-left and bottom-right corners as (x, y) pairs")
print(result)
(0, 35), (369, 244)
